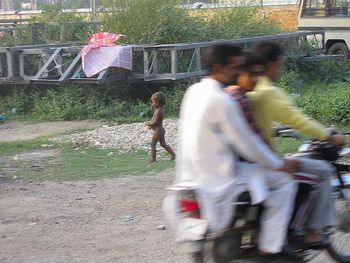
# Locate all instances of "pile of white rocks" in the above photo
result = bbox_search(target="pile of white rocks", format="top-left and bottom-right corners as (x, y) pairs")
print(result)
(52, 119), (178, 153)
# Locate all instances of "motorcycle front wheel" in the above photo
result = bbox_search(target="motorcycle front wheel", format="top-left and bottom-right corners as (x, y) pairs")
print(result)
(327, 189), (350, 263)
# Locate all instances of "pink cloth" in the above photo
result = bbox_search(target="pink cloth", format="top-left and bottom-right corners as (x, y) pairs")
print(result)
(82, 32), (125, 56)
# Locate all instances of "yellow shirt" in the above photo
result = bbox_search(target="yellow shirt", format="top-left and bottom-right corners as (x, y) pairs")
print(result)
(248, 76), (329, 145)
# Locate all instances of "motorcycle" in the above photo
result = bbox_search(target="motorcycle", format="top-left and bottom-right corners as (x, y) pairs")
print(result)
(167, 128), (350, 263)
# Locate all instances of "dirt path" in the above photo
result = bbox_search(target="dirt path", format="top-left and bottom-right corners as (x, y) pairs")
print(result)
(0, 121), (337, 263)
(0, 173), (191, 263)
(0, 121), (104, 142)
(0, 174), (336, 263)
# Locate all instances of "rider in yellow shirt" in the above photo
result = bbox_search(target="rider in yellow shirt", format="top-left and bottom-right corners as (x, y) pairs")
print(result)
(249, 75), (329, 145)
(248, 41), (345, 248)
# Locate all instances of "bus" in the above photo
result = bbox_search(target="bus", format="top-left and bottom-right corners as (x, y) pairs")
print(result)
(298, 0), (350, 58)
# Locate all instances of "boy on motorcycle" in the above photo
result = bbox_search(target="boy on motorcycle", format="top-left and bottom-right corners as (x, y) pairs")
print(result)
(248, 41), (346, 248)
(174, 43), (300, 261)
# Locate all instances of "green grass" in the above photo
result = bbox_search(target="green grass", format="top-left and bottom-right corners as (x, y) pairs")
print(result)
(0, 137), (53, 156)
(0, 125), (104, 156)
(274, 137), (301, 156)
(1, 124), (348, 181)
(45, 146), (175, 181)
(0, 140), (175, 181)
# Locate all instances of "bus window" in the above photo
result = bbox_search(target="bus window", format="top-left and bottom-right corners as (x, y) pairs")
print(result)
(327, 0), (349, 16)
(302, 0), (326, 17)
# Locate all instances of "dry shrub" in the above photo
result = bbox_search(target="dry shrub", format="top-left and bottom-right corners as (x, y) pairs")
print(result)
(261, 6), (299, 31)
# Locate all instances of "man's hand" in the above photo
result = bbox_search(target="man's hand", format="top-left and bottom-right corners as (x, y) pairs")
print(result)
(327, 134), (346, 146)
(279, 159), (300, 176)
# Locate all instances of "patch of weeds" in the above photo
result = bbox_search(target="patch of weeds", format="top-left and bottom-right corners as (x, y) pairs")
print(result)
(274, 137), (301, 156)
(0, 137), (53, 157)
(1, 138), (175, 181)
(28, 146), (175, 181)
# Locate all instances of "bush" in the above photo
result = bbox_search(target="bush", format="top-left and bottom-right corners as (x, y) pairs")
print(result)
(283, 81), (350, 125)
(101, 0), (282, 44)
(202, 2), (281, 40)
(1, 76), (349, 125)
(278, 70), (304, 90)
(0, 88), (33, 116)
(161, 83), (188, 117)
(285, 59), (350, 84)
(278, 61), (350, 125)
(31, 4), (91, 43)
(0, 4), (92, 46)
(101, 0), (205, 44)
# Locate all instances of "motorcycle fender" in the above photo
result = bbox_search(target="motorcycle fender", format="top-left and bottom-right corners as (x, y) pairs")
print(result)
(175, 218), (209, 243)
(176, 240), (204, 254)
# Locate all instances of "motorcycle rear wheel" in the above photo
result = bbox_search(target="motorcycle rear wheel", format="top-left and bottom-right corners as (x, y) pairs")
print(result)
(190, 228), (251, 263)
(327, 191), (350, 263)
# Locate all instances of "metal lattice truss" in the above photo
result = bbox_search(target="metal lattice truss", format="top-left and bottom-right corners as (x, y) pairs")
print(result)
(142, 30), (325, 81)
(0, 30), (331, 85)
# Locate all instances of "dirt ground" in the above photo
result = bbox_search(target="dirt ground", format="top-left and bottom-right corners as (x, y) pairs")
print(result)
(0, 173), (191, 263)
(0, 121), (103, 143)
(0, 121), (189, 263)
(0, 121), (338, 263)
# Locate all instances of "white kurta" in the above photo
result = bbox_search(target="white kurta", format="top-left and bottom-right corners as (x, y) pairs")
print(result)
(172, 78), (291, 235)
(177, 79), (283, 183)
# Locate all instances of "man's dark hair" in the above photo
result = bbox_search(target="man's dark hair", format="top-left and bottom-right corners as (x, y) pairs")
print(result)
(252, 41), (283, 66)
(242, 51), (264, 71)
(203, 43), (242, 73)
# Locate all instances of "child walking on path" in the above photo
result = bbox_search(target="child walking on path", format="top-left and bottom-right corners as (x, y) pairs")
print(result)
(146, 92), (176, 162)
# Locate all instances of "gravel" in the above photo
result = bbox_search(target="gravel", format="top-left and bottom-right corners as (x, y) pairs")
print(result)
(52, 119), (178, 152)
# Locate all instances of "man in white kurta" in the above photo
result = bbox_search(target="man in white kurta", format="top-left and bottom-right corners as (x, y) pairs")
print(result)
(174, 44), (298, 255)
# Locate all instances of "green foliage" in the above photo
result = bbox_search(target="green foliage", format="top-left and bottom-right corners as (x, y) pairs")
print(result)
(32, 87), (96, 121)
(281, 81), (350, 125)
(278, 70), (304, 90)
(205, 2), (281, 40)
(101, 0), (205, 44)
(274, 137), (300, 155)
(285, 59), (350, 84)
(0, 85), (152, 123)
(47, 147), (174, 181)
(31, 4), (92, 43)
(1, 0), (283, 47)
(29, 86), (146, 121)
(0, 28), (34, 46)
(2, 72), (349, 125)
(161, 83), (188, 116)
(277, 60), (350, 125)
(101, 0), (282, 44)
(0, 88), (33, 116)
(0, 5), (93, 46)
(0, 137), (52, 157)
(0, 139), (175, 181)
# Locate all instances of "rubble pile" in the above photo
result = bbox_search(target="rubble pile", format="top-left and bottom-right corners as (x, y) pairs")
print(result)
(52, 119), (178, 152)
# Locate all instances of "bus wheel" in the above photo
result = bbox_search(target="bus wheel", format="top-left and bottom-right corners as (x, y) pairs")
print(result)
(328, 43), (350, 59)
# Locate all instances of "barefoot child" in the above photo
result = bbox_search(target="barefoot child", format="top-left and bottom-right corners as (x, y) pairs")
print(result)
(146, 92), (176, 162)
